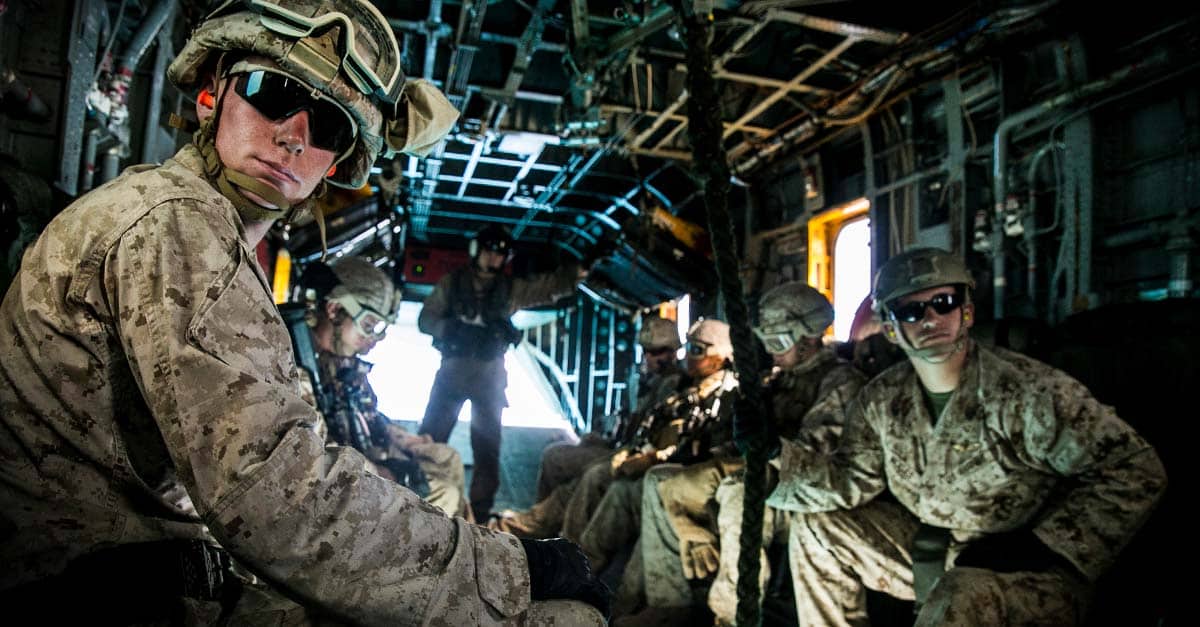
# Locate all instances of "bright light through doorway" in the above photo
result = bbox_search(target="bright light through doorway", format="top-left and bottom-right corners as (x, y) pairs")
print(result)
(832, 218), (871, 341)
(364, 302), (572, 430)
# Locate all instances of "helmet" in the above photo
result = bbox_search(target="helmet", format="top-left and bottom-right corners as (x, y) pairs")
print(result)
(637, 316), (682, 351)
(168, 0), (404, 189)
(469, 225), (514, 259)
(302, 257), (401, 324)
(755, 282), (834, 353)
(872, 248), (975, 313)
(686, 319), (733, 361)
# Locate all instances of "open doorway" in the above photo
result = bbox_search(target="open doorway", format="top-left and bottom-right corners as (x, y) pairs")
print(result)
(808, 198), (872, 341)
(364, 301), (572, 431)
(832, 218), (872, 340)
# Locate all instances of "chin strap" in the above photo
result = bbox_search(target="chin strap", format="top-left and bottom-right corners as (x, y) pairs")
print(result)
(892, 313), (969, 364)
(192, 62), (329, 257)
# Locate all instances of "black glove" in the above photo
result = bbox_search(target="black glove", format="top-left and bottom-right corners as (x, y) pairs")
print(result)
(953, 531), (1072, 575)
(486, 319), (522, 346)
(733, 391), (778, 458)
(382, 458), (431, 498)
(520, 537), (611, 619)
(440, 318), (496, 356)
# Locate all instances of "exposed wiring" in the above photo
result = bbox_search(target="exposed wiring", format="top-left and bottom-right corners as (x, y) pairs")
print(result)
(823, 68), (904, 127)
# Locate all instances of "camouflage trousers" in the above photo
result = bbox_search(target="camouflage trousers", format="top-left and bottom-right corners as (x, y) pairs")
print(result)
(408, 440), (469, 519)
(790, 499), (1090, 627)
(561, 456), (619, 542)
(490, 478), (574, 538)
(535, 436), (612, 501)
(708, 473), (790, 626)
(577, 475), (642, 572)
(636, 460), (739, 610)
(492, 447), (616, 538)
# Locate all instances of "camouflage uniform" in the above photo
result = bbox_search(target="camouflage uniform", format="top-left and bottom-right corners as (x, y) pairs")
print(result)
(536, 364), (686, 502)
(493, 363), (687, 538)
(417, 263), (581, 516)
(769, 340), (1167, 626)
(316, 351), (468, 517)
(634, 349), (865, 621)
(0, 146), (602, 626)
(577, 369), (739, 572)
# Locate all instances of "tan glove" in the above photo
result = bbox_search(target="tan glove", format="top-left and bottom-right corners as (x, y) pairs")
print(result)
(614, 452), (657, 478)
(609, 448), (631, 474)
(681, 539), (721, 580)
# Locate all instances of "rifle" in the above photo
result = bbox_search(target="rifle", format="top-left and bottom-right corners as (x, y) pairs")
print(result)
(279, 304), (371, 453)
(280, 304), (335, 421)
(671, 379), (739, 464)
(628, 389), (698, 450)
(281, 304), (430, 496)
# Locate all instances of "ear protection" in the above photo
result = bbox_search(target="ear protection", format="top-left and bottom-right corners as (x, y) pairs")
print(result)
(326, 164), (337, 177)
(963, 312), (971, 321)
(197, 90), (215, 109)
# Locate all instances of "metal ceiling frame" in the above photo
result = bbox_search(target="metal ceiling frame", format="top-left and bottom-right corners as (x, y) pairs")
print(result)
(373, 2), (976, 286)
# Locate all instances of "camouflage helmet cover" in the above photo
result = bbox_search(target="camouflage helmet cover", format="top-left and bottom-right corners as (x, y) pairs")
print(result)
(326, 257), (402, 322)
(686, 319), (733, 360)
(167, 0), (402, 189)
(757, 282), (834, 339)
(873, 247), (975, 312)
(637, 316), (682, 351)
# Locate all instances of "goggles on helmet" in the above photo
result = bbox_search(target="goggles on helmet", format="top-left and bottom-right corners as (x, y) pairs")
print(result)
(753, 326), (798, 355)
(888, 288), (964, 324)
(232, 69), (357, 154)
(352, 307), (389, 339)
(333, 295), (392, 339)
(212, 0), (404, 110)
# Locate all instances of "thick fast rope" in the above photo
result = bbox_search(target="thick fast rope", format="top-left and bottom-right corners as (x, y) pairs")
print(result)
(668, 4), (769, 625)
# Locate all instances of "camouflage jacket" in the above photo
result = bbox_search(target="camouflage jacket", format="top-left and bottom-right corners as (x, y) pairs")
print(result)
(768, 348), (866, 455)
(613, 363), (688, 447)
(664, 368), (740, 465)
(768, 340), (1167, 581)
(0, 145), (533, 624)
(637, 363), (688, 415)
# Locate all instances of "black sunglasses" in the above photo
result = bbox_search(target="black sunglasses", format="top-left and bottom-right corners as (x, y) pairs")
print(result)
(233, 70), (357, 154)
(889, 291), (964, 323)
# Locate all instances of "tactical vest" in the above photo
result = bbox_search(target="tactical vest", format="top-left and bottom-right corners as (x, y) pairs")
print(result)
(440, 266), (516, 360)
(318, 353), (388, 452)
(769, 351), (841, 440)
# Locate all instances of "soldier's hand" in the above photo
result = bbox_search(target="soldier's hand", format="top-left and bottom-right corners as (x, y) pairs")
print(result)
(609, 449), (631, 475)
(520, 538), (612, 619)
(399, 433), (433, 448)
(614, 452), (656, 478)
(680, 539), (721, 580)
(382, 458), (432, 498)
